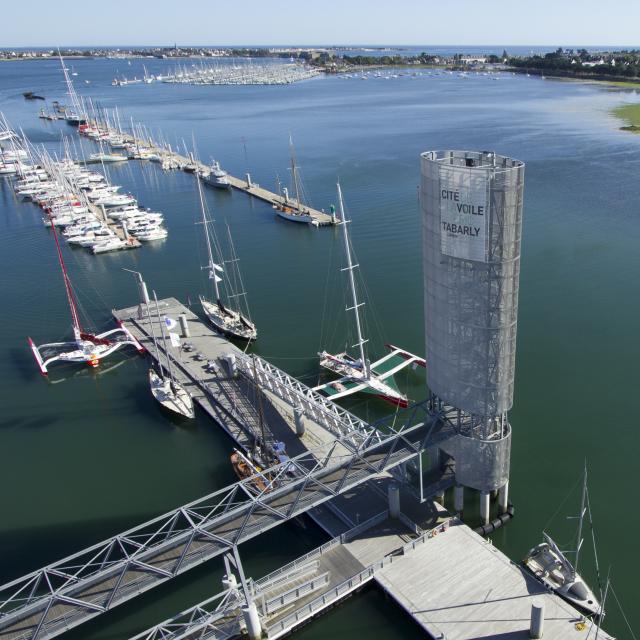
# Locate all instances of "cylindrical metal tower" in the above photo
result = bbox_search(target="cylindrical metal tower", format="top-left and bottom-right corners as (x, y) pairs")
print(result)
(421, 150), (525, 496)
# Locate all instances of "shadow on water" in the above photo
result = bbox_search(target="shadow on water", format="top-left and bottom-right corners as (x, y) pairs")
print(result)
(7, 346), (38, 382)
(0, 413), (60, 431)
(0, 512), (162, 581)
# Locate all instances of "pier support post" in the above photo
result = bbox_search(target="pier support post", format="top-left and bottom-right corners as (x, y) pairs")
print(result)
(242, 603), (262, 640)
(246, 173), (252, 189)
(294, 407), (305, 436)
(140, 280), (150, 306)
(498, 480), (509, 514)
(454, 485), (464, 518)
(530, 601), (544, 638)
(179, 313), (190, 338)
(388, 482), (401, 519)
(480, 491), (490, 526)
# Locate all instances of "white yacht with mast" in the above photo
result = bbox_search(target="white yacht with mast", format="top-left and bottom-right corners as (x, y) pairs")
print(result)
(58, 51), (86, 126)
(523, 464), (601, 616)
(274, 136), (313, 224)
(313, 183), (425, 407)
(148, 291), (194, 419)
(28, 213), (144, 375)
(196, 175), (257, 341)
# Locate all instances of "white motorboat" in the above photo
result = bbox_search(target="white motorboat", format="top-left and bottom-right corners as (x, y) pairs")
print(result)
(202, 161), (231, 189)
(86, 186), (121, 200)
(196, 175), (257, 341)
(88, 152), (127, 163)
(63, 221), (103, 238)
(523, 466), (601, 617)
(135, 227), (168, 241)
(78, 229), (114, 247)
(92, 237), (128, 253)
(93, 194), (137, 208)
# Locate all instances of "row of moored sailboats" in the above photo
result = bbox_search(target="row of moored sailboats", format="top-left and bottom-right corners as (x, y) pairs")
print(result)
(1, 117), (169, 251)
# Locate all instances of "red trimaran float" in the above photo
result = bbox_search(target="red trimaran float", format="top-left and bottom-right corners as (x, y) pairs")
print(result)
(28, 213), (144, 375)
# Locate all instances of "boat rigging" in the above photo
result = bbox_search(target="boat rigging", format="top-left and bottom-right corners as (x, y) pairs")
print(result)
(313, 182), (425, 407)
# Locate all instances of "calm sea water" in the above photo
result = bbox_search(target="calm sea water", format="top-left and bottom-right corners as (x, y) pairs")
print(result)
(0, 58), (639, 638)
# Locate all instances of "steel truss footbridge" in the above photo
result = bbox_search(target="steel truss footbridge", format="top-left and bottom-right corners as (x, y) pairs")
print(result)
(0, 391), (455, 640)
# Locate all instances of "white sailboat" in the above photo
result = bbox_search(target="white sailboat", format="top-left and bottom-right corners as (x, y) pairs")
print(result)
(58, 51), (86, 126)
(274, 136), (314, 224)
(196, 175), (257, 341)
(147, 291), (194, 419)
(28, 213), (144, 375)
(523, 465), (601, 616)
(313, 183), (425, 407)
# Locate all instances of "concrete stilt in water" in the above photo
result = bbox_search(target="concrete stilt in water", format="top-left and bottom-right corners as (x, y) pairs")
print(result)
(242, 602), (262, 640)
(480, 491), (490, 526)
(454, 485), (464, 517)
(498, 480), (509, 514)
(388, 482), (400, 519)
(529, 601), (544, 638)
(294, 407), (305, 436)
(179, 313), (190, 338)
(430, 447), (445, 504)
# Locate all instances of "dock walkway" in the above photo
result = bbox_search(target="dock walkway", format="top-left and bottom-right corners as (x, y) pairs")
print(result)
(132, 515), (612, 640)
(2, 295), (614, 640)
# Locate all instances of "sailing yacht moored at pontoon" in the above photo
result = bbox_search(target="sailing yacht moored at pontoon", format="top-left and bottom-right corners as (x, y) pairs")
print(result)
(147, 291), (194, 419)
(523, 465), (602, 616)
(313, 183), (425, 407)
(196, 175), (257, 341)
(274, 136), (314, 224)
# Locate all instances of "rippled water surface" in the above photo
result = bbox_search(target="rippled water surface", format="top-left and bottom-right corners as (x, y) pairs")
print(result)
(0, 58), (638, 637)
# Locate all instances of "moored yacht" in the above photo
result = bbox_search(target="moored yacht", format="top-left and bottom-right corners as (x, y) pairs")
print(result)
(203, 160), (231, 189)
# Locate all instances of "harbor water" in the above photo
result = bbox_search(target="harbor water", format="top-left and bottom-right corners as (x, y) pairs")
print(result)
(0, 57), (639, 638)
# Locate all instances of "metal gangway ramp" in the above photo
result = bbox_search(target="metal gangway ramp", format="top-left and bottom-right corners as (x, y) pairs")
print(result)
(0, 403), (450, 640)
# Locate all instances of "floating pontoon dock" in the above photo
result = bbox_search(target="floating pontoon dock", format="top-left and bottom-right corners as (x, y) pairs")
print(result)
(0, 297), (613, 640)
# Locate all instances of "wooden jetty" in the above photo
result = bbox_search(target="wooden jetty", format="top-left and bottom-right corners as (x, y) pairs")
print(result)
(132, 511), (612, 640)
(224, 173), (335, 226)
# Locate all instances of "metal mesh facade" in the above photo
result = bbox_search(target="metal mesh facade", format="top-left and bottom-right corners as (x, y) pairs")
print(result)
(421, 150), (525, 420)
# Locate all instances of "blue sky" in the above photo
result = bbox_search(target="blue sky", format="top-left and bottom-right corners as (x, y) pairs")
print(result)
(4, 0), (639, 48)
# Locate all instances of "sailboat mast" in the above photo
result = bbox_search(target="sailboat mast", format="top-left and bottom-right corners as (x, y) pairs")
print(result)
(146, 292), (163, 380)
(252, 355), (267, 457)
(336, 183), (369, 378)
(197, 175), (221, 302)
(49, 213), (83, 342)
(289, 136), (302, 213)
(574, 463), (588, 579)
(58, 50), (81, 117)
(153, 291), (175, 385)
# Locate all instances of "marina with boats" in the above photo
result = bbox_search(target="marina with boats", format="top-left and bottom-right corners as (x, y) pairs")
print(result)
(0, 47), (636, 640)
